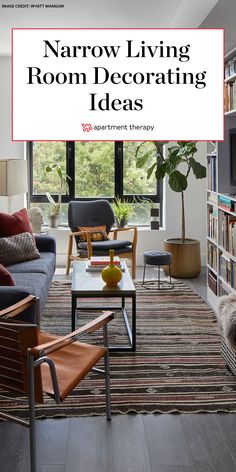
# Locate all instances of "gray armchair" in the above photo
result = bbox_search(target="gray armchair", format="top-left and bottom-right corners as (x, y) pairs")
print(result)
(66, 200), (137, 278)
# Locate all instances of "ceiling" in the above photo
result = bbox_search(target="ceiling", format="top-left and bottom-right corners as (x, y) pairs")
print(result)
(0, 0), (220, 55)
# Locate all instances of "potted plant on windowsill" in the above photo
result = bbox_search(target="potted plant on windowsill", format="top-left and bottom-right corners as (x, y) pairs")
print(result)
(45, 163), (70, 228)
(136, 141), (206, 278)
(112, 198), (134, 228)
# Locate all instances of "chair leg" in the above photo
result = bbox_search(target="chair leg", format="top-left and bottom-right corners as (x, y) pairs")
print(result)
(103, 324), (111, 421)
(66, 236), (73, 275)
(132, 252), (136, 279)
(66, 257), (71, 276)
(142, 264), (146, 285)
(28, 354), (37, 472)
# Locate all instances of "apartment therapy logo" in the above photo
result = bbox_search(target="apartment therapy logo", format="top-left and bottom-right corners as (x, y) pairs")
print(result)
(12, 29), (224, 140)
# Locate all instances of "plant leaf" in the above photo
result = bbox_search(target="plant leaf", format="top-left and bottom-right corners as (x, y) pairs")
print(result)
(189, 157), (206, 179)
(168, 171), (188, 192)
(147, 162), (157, 180)
(165, 152), (182, 174)
(57, 167), (63, 179)
(136, 150), (154, 168)
(155, 163), (167, 180)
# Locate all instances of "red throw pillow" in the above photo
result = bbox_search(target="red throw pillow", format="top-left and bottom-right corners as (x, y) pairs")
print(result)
(0, 208), (32, 237)
(0, 264), (15, 286)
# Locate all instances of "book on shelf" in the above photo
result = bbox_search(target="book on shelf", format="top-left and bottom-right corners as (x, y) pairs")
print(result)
(218, 194), (236, 212)
(208, 192), (218, 204)
(225, 55), (236, 79)
(218, 210), (236, 253)
(207, 243), (217, 272)
(219, 253), (236, 289)
(208, 207), (217, 242)
(208, 271), (217, 295)
(86, 259), (125, 272)
(207, 155), (217, 192)
(224, 82), (236, 112)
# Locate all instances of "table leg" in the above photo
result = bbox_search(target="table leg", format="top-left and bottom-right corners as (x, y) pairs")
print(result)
(132, 295), (136, 352)
(71, 295), (77, 331)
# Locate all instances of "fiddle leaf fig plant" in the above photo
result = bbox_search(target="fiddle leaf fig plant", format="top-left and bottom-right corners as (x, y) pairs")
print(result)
(136, 141), (206, 243)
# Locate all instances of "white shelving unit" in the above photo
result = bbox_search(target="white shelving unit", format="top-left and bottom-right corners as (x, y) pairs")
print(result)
(207, 47), (236, 310)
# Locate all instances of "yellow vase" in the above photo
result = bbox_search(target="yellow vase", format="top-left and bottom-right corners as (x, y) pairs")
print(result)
(101, 250), (122, 287)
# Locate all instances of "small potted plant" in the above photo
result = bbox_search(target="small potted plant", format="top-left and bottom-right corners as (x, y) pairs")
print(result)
(45, 163), (70, 228)
(112, 198), (134, 228)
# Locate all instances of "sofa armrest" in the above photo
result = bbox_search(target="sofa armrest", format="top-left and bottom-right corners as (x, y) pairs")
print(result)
(0, 288), (39, 324)
(35, 234), (56, 254)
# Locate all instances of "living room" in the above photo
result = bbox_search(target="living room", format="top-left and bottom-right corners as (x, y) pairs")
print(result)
(1, 0), (236, 471)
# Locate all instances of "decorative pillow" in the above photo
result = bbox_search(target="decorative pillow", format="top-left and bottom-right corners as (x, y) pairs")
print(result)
(78, 225), (109, 242)
(0, 232), (40, 267)
(0, 264), (15, 286)
(0, 208), (32, 238)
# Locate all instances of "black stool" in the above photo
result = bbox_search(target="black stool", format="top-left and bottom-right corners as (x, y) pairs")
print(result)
(142, 250), (173, 289)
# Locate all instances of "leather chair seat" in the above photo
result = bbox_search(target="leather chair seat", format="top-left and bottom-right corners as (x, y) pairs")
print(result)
(39, 331), (106, 401)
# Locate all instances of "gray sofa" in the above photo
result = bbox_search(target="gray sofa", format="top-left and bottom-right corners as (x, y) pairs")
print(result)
(0, 234), (56, 323)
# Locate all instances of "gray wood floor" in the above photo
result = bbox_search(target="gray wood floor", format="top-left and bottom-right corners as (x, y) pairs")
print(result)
(1, 267), (236, 472)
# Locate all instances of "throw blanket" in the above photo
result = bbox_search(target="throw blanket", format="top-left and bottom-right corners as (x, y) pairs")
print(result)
(217, 292), (236, 350)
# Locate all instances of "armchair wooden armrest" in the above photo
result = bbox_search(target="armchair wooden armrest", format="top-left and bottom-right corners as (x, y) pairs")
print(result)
(110, 226), (137, 245)
(68, 230), (85, 237)
(31, 311), (114, 357)
(67, 229), (93, 257)
(0, 295), (37, 319)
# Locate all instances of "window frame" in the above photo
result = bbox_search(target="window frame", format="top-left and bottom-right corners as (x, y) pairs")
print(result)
(28, 141), (163, 226)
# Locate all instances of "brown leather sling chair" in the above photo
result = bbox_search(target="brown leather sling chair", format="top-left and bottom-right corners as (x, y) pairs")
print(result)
(0, 295), (114, 472)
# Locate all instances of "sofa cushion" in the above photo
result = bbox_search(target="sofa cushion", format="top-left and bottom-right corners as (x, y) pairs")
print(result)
(0, 264), (15, 286)
(0, 232), (40, 267)
(0, 208), (32, 237)
(12, 272), (49, 314)
(8, 252), (55, 281)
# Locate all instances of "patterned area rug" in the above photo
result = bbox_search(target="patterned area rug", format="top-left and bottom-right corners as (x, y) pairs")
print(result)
(1, 280), (236, 418)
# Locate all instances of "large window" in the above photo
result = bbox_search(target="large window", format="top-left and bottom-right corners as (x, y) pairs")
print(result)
(28, 141), (162, 226)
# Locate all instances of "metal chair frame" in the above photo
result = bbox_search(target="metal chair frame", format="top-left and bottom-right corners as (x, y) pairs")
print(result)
(0, 296), (113, 472)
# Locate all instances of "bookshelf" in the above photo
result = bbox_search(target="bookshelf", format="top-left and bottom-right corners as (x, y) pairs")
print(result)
(224, 48), (236, 115)
(207, 47), (236, 309)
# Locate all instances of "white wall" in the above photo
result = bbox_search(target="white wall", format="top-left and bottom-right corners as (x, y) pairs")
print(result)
(201, 0), (236, 53)
(0, 55), (207, 267)
(0, 56), (25, 213)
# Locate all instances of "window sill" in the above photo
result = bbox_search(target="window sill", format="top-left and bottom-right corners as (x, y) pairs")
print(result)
(42, 225), (164, 232)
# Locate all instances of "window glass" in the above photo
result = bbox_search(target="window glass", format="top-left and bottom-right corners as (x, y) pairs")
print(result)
(123, 142), (157, 195)
(75, 142), (114, 197)
(30, 141), (161, 227)
(32, 142), (67, 195)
